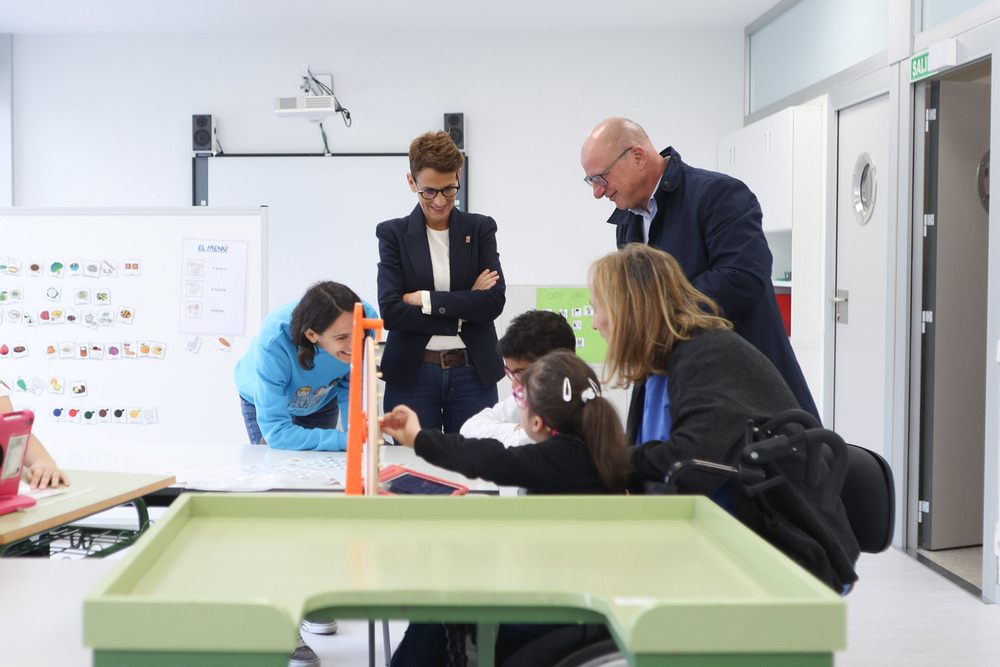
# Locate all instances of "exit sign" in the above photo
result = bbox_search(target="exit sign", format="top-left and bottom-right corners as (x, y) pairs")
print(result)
(910, 52), (937, 82)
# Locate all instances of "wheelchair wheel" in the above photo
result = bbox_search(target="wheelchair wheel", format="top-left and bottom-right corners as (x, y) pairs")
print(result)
(551, 639), (626, 667)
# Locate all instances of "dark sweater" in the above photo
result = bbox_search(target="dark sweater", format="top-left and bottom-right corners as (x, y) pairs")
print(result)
(414, 430), (613, 494)
(629, 328), (799, 493)
(627, 328), (860, 591)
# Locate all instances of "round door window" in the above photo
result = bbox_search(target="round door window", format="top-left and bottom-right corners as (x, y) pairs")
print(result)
(852, 152), (877, 225)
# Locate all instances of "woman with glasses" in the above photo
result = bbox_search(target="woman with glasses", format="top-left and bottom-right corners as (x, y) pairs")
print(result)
(376, 130), (506, 434)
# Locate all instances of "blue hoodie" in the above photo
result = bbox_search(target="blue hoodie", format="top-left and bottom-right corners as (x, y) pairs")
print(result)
(234, 299), (378, 451)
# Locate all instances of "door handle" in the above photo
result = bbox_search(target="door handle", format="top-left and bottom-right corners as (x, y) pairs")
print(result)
(832, 290), (849, 323)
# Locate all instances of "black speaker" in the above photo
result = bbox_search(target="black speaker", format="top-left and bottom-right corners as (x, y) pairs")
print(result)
(192, 114), (214, 152)
(444, 113), (464, 150)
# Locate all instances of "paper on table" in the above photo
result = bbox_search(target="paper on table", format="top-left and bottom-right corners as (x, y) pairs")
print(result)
(18, 481), (72, 501)
(175, 457), (346, 492)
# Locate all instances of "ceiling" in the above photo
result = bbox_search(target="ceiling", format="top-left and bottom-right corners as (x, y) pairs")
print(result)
(0, 0), (784, 34)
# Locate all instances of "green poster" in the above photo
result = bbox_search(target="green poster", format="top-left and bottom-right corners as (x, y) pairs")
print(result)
(535, 287), (607, 364)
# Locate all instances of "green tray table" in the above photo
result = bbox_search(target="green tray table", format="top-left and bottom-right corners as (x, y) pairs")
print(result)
(85, 494), (845, 666)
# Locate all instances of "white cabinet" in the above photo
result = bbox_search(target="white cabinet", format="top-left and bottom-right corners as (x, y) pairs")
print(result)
(717, 104), (825, 413)
(718, 106), (821, 234)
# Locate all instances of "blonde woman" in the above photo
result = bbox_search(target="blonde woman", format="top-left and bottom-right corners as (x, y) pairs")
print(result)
(591, 242), (800, 496)
(589, 243), (859, 592)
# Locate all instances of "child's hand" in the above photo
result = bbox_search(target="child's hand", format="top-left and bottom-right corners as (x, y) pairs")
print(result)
(379, 405), (421, 448)
(25, 460), (70, 489)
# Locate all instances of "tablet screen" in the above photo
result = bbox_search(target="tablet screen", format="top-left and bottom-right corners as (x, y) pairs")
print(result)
(382, 472), (460, 495)
(1, 434), (27, 480)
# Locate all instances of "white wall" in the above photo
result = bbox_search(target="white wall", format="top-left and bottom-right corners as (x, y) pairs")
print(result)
(10, 28), (745, 288)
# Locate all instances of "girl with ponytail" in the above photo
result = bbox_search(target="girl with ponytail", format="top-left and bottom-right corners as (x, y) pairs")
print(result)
(381, 349), (632, 494)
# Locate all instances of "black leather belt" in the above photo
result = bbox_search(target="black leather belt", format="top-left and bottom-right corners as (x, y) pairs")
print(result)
(422, 348), (470, 369)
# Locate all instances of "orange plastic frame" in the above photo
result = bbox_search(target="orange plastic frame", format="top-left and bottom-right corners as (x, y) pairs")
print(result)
(345, 302), (383, 495)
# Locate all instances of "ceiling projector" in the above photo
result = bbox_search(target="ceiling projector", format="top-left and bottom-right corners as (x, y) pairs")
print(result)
(274, 95), (341, 122)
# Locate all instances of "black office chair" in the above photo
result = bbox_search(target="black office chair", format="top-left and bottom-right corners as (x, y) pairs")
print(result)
(839, 442), (895, 553)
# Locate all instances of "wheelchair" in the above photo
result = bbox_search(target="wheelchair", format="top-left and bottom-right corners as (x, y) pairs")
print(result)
(497, 409), (895, 666)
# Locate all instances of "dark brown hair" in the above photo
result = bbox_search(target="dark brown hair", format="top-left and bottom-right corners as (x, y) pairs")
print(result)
(497, 310), (576, 361)
(521, 350), (631, 492)
(408, 130), (464, 176)
(290, 281), (361, 370)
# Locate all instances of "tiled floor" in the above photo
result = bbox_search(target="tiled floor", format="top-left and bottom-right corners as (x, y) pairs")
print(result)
(838, 548), (1000, 667)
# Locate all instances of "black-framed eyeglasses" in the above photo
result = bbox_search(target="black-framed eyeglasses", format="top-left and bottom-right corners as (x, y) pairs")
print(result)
(416, 184), (461, 200)
(583, 146), (634, 187)
(503, 365), (526, 384)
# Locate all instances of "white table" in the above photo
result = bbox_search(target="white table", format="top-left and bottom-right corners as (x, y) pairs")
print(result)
(48, 442), (498, 494)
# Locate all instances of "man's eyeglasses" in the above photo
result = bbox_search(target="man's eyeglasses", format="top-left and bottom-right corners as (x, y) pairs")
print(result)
(504, 366), (525, 384)
(416, 184), (461, 200)
(583, 146), (634, 187)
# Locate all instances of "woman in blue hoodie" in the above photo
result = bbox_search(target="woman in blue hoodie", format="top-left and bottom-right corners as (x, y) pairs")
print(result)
(234, 281), (377, 451)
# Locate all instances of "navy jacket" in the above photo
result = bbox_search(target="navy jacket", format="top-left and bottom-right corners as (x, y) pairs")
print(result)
(376, 204), (506, 390)
(609, 147), (819, 421)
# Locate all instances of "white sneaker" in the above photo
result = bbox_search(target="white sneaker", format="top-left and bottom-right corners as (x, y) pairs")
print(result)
(288, 633), (321, 667)
(301, 612), (339, 635)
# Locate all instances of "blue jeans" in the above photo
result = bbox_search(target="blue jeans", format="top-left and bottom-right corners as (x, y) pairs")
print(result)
(239, 395), (340, 445)
(383, 361), (498, 433)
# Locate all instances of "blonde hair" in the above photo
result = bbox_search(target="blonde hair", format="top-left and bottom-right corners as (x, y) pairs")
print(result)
(589, 243), (731, 387)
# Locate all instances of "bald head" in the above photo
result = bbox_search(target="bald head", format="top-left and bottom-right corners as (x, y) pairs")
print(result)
(583, 117), (656, 158)
(581, 117), (665, 211)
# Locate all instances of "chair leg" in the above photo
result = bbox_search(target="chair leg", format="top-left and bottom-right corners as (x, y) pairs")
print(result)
(382, 619), (392, 666)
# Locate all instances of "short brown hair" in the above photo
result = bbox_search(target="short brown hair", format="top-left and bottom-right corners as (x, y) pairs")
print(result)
(408, 130), (464, 175)
(589, 243), (731, 387)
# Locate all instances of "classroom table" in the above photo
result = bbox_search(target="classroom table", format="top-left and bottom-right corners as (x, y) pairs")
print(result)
(0, 470), (176, 557)
(84, 493), (846, 667)
(51, 441), (498, 495)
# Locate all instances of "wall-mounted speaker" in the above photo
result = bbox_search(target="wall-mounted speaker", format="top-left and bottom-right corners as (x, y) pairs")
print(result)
(192, 114), (214, 153)
(444, 113), (464, 150)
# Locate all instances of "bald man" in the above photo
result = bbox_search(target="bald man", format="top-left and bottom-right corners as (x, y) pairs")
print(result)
(581, 117), (819, 422)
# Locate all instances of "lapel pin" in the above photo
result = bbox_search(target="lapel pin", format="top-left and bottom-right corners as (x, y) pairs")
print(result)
(465, 235), (471, 244)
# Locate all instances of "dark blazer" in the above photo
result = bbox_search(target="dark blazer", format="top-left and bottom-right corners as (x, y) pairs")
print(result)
(376, 204), (506, 390)
(609, 147), (819, 422)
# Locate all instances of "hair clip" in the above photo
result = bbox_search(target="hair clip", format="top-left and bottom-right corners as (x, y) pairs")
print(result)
(562, 377), (573, 402)
(580, 378), (601, 404)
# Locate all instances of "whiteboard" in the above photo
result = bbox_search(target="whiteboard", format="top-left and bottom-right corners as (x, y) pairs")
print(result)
(0, 208), (266, 453)
(207, 155), (416, 309)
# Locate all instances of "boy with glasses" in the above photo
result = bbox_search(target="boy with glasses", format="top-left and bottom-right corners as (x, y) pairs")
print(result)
(460, 309), (575, 448)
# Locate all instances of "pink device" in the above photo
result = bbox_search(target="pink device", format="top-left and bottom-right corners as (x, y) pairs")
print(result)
(0, 410), (37, 516)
